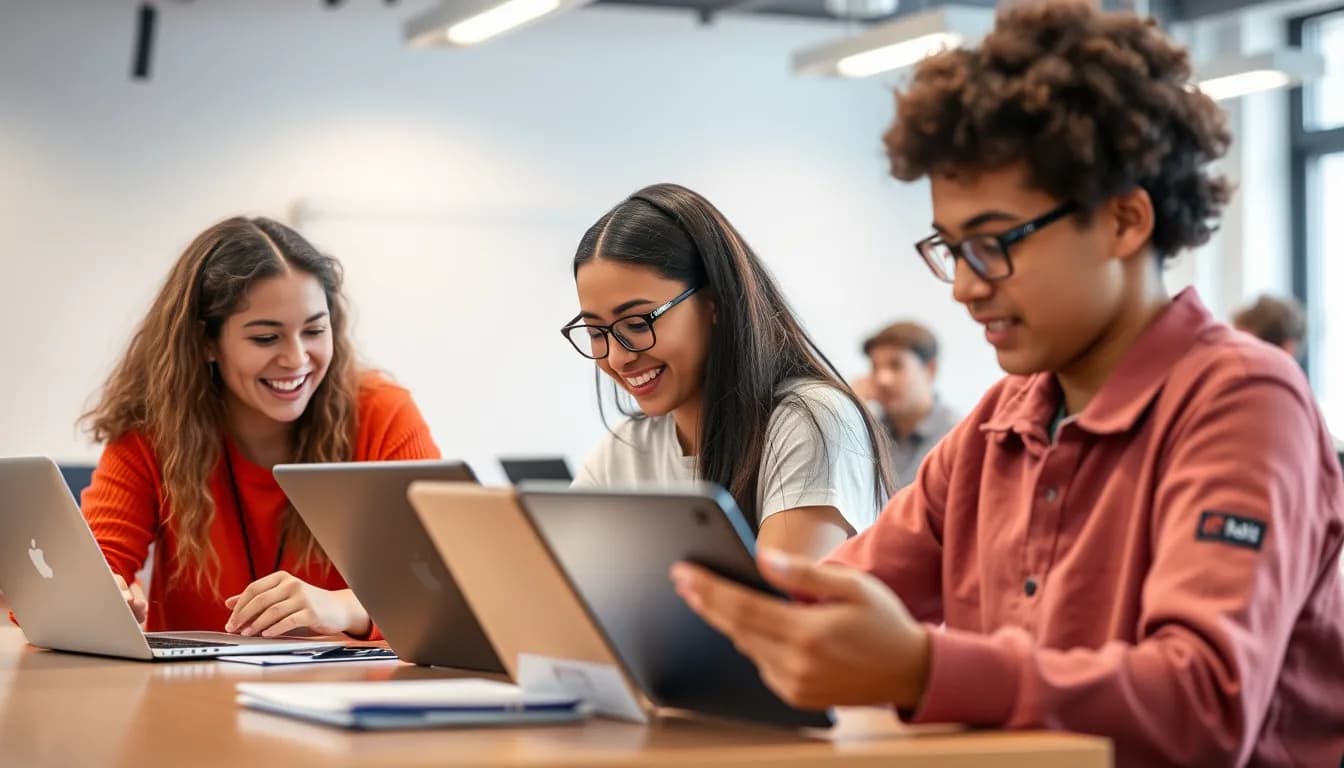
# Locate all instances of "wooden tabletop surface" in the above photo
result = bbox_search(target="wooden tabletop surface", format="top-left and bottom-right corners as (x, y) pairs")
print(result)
(0, 624), (1111, 768)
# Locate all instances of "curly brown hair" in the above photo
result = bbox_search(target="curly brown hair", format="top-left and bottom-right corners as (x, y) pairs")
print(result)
(83, 217), (358, 594)
(883, 0), (1233, 260)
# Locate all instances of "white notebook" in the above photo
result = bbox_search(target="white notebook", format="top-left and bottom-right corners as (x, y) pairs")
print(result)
(236, 678), (588, 730)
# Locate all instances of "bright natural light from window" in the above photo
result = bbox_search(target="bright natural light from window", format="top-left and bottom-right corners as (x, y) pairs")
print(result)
(1317, 151), (1343, 437)
(1304, 10), (1344, 130)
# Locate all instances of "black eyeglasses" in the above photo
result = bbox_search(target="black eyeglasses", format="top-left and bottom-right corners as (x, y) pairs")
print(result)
(915, 201), (1079, 283)
(560, 286), (700, 360)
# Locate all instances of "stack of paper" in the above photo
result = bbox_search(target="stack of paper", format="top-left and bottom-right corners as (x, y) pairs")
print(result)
(236, 678), (588, 730)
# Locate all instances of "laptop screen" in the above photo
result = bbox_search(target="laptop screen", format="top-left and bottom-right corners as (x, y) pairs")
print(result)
(499, 458), (572, 484)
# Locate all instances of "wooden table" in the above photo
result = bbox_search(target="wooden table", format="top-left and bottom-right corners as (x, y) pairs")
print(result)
(0, 626), (1110, 768)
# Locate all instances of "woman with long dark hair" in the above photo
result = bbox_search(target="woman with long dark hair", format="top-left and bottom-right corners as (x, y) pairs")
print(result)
(563, 183), (893, 558)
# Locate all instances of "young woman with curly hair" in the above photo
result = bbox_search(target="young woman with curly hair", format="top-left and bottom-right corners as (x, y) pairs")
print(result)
(673, 2), (1344, 763)
(77, 217), (440, 639)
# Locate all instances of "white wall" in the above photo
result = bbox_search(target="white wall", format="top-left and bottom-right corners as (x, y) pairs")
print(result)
(0, 0), (1000, 482)
(1, 0), (1316, 482)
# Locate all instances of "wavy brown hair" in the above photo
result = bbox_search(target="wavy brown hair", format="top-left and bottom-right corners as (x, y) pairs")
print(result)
(883, 0), (1232, 260)
(83, 217), (358, 593)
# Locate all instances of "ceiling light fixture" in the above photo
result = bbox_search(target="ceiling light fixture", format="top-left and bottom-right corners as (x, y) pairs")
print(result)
(130, 3), (157, 81)
(1195, 49), (1325, 101)
(404, 0), (594, 48)
(792, 5), (994, 78)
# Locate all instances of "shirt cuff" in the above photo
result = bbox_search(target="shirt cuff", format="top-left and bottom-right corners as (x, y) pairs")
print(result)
(908, 627), (1021, 726)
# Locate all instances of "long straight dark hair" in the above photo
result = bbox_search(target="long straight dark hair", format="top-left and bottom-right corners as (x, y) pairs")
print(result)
(573, 183), (894, 526)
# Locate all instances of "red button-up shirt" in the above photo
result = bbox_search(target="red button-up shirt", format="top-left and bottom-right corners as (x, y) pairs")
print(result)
(829, 289), (1344, 766)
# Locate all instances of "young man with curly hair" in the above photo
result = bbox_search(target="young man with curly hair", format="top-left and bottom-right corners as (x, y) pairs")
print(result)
(672, 2), (1344, 764)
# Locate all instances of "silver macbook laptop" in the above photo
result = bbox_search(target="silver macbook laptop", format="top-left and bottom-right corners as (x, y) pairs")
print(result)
(0, 456), (339, 660)
(273, 460), (503, 672)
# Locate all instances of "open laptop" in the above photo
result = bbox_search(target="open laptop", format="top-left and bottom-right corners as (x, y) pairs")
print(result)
(517, 484), (834, 730)
(408, 482), (649, 719)
(498, 457), (572, 484)
(273, 460), (502, 672)
(0, 456), (338, 660)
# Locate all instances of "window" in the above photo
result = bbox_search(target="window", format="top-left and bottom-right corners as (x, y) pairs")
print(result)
(1315, 153), (1344, 435)
(1290, 6), (1344, 437)
(1302, 9), (1344, 131)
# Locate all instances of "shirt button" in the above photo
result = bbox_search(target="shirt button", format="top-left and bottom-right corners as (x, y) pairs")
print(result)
(1024, 577), (1039, 597)
(1044, 487), (1058, 503)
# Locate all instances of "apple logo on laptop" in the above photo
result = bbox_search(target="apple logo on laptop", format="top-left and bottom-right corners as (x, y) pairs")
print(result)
(28, 540), (54, 579)
(408, 553), (442, 592)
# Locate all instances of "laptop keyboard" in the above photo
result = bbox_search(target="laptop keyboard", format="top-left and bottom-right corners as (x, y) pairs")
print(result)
(147, 636), (237, 649)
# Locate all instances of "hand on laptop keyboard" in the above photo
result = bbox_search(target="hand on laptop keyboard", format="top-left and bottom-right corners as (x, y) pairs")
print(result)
(224, 572), (371, 639)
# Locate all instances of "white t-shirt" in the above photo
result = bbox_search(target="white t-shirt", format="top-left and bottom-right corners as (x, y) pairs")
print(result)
(574, 379), (883, 533)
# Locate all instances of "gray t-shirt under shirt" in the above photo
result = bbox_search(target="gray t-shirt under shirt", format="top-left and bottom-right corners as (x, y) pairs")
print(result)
(574, 379), (883, 533)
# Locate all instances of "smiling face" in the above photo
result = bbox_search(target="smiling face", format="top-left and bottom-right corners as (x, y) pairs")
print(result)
(574, 258), (715, 418)
(208, 269), (333, 433)
(931, 164), (1127, 378)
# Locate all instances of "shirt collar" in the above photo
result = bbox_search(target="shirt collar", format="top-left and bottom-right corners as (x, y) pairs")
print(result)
(980, 287), (1216, 449)
(913, 398), (954, 440)
(884, 398), (949, 443)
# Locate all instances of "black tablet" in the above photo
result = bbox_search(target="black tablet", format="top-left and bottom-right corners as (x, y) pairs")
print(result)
(517, 483), (832, 729)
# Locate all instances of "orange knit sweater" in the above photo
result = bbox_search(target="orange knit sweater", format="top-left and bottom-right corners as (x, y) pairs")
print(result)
(82, 375), (439, 634)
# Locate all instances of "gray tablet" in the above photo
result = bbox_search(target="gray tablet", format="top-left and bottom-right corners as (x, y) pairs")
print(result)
(274, 460), (502, 672)
(498, 457), (573, 484)
(517, 483), (833, 729)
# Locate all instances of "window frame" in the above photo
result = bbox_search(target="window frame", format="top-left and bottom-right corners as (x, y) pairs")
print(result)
(1289, 5), (1344, 382)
